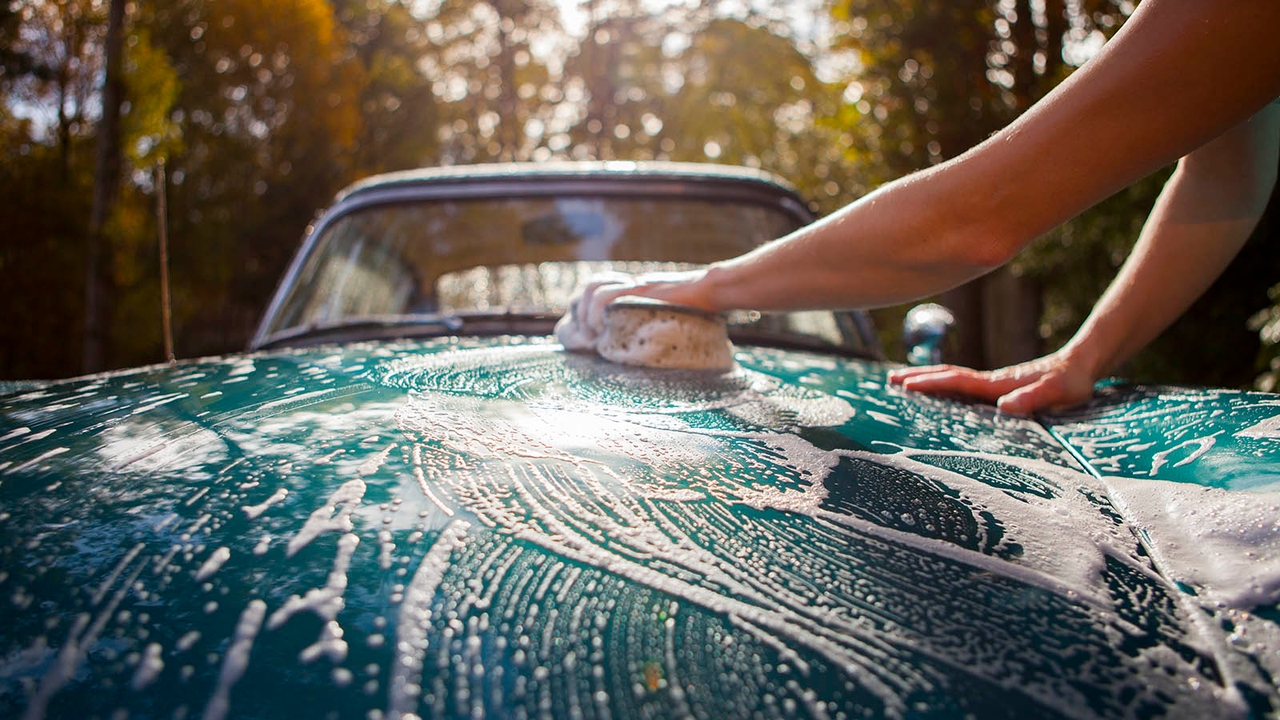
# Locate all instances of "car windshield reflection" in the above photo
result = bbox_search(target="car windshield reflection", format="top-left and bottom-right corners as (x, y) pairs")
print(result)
(262, 194), (874, 356)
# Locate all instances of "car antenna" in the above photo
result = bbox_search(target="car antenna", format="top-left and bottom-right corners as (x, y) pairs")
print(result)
(156, 159), (176, 366)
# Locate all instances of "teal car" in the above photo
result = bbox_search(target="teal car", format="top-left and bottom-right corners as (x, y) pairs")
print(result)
(2, 163), (1280, 719)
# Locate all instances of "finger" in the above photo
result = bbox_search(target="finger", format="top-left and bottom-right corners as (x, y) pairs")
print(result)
(897, 368), (1008, 403)
(996, 376), (1063, 416)
(887, 365), (959, 384)
(900, 367), (1052, 404)
(585, 283), (640, 332)
(997, 373), (1091, 416)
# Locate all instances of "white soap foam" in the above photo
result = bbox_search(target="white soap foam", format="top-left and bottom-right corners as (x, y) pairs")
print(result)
(287, 479), (366, 557)
(195, 547), (231, 582)
(557, 299), (735, 371)
(554, 303), (599, 351)
(269, 533), (360, 629)
(389, 520), (470, 720)
(299, 620), (348, 665)
(358, 443), (397, 477)
(4, 446), (69, 476)
(203, 599), (267, 720)
(226, 359), (256, 377)
(23, 550), (149, 720)
(1236, 412), (1280, 440)
(242, 488), (288, 520)
(597, 307), (735, 371)
(1103, 476), (1280, 609)
(131, 642), (164, 690)
(383, 344), (1243, 715)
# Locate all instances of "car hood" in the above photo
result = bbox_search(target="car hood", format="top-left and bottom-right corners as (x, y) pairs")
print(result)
(2, 337), (1280, 719)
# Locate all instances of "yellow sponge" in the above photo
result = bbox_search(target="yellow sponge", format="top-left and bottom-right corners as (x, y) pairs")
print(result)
(596, 301), (735, 371)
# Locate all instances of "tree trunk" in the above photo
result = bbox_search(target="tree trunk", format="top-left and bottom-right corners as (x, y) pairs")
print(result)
(941, 281), (985, 369)
(1043, 0), (1067, 87)
(83, 0), (125, 374)
(494, 0), (520, 161)
(981, 267), (1042, 368)
(940, 269), (1042, 371)
(1011, 0), (1037, 113)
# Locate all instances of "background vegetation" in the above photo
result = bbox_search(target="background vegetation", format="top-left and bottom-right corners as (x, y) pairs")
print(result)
(1, 0), (1277, 389)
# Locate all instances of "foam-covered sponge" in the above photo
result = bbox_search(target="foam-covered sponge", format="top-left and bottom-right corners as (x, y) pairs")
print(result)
(555, 299), (735, 371)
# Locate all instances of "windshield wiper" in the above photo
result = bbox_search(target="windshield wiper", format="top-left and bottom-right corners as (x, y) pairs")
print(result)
(257, 311), (562, 349)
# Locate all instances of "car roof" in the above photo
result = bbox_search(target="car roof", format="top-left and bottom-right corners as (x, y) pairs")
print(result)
(332, 161), (803, 205)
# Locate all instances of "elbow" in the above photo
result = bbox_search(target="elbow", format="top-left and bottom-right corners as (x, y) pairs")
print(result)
(919, 179), (1032, 276)
(1178, 153), (1277, 216)
(1178, 107), (1280, 216)
(959, 232), (1025, 272)
(934, 211), (1028, 274)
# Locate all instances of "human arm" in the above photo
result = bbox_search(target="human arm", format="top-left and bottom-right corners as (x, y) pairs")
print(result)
(888, 103), (1280, 414)
(581, 0), (1280, 331)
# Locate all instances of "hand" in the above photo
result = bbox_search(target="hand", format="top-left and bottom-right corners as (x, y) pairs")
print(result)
(577, 269), (713, 335)
(886, 349), (1099, 416)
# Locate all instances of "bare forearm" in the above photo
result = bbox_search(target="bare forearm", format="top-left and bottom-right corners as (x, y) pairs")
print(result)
(1064, 107), (1280, 378)
(684, 0), (1280, 314)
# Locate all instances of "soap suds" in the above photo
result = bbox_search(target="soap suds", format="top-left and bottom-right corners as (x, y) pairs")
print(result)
(287, 479), (365, 557)
(22, 553), (148, 720)
(384, 344), (1241, 716)
(131, 642), (164, 690)
(1236, 412), (1280, 440)
(203, 599), (267, 720)
(389, 520), (470, 720)
(1104, 476), (1280, 609)
(269, 533), (360, 629)
(357, 443), (397, 476)
(242, 487), (288, 520)
(195, 546), (231, 582)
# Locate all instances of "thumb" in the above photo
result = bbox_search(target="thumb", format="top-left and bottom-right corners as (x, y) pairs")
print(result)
(996, 375), (1066, 416)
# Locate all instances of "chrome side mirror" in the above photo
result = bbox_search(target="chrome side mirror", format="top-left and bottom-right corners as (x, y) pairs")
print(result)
(903, 303), (955, 366)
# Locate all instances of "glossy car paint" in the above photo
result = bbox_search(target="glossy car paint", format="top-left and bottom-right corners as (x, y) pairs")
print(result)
(3, 337), (1280, 718)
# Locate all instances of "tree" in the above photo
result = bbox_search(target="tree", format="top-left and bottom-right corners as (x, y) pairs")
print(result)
(136, 0), (366, 356)
(0, 2), (38, 99)
(418, 0), (560, 163)
(333, 0), (441, 173)
(8, 0), (107, 176)
(82, 0), (124, 373)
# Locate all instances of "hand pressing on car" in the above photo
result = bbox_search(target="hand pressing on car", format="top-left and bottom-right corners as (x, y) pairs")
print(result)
(887, 349), (1101, 417)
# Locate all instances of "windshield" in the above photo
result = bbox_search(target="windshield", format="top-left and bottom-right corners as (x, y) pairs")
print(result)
(263, 193), (875, 356)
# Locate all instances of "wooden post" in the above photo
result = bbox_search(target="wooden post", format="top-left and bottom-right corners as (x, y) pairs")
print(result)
(156, 161), (175, 365)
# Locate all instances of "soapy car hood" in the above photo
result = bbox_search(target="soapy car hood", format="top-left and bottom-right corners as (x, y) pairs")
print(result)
(2, 337), (1280, 719)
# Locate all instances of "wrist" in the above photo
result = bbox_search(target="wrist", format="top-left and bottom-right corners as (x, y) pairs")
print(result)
(691, 263), (733, 313)
(1057, 335), (1114, 384)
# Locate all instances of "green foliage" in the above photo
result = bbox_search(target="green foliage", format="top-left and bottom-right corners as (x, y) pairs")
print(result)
(1252, 284), (1280, 391)
(121, 28), (181, 165)
(135, 0), (368, 357)
(1017, 165), (1280, 390)
(1013, 169), (1169, 351)
(829, 0), (1009, 180)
